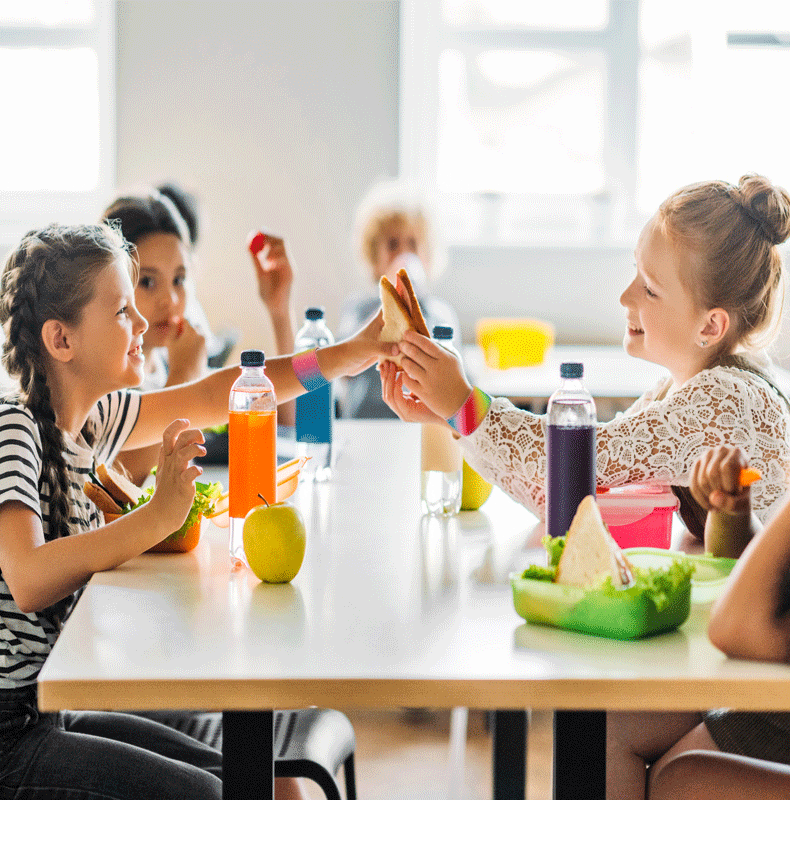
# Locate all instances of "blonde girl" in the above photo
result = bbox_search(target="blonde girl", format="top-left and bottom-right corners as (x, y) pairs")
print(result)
(381, 174), (790, 537)
(0, 222), (389, 798)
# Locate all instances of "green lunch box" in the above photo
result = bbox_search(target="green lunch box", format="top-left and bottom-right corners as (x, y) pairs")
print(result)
(508, 547), (732, 641)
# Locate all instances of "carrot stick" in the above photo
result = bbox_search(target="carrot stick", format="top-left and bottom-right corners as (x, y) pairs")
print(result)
(739, 467), (761, 487)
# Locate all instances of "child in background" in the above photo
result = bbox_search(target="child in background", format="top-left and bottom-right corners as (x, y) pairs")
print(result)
(103, 189), (297, 482)
(337, 179), (460, 419)
(607, 444), (790, 799)
(381, 174), (790, 540)
(0, 222), (390, 798)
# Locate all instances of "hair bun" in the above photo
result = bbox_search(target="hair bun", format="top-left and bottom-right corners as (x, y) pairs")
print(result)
(735, 173), (790, 245)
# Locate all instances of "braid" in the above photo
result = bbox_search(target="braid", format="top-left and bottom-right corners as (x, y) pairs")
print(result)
(0, 223), (132, 540)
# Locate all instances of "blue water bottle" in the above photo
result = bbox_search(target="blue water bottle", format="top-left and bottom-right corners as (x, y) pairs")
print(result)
(295, 308), (334, 481)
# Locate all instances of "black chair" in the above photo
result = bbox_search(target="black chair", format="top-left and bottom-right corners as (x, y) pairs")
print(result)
(151, 708), (356, 799)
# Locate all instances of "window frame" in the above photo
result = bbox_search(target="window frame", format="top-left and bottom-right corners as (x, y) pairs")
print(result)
(0, 0), (115, 246)
(399, 0), (642, 246)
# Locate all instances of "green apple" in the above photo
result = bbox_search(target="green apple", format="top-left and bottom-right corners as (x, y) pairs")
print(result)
(461, 459), (493, 510)
(243, 499), (306, 583)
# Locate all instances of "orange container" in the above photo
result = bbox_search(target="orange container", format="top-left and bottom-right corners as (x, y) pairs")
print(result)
(228, 409), (277, 518)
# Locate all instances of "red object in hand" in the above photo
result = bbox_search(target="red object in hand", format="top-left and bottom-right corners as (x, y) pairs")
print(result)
(248, 231), (267, 255)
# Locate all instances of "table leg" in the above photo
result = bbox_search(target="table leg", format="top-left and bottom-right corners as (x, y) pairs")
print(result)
(553, 710), (606, 799)
(492, 710), (527, 799)
(222, 710), (274, 799)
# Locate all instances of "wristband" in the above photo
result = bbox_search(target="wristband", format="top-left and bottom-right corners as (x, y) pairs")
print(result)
(292, 348), (330, 391)
(446, 387), (492, 436)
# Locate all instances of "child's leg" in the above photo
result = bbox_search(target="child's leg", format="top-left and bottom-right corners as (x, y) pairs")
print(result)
(68, 710), (307, 799)
(2, 711), (221, 798)
(650, 749), (790, 799)
(606, 711), (703, 799)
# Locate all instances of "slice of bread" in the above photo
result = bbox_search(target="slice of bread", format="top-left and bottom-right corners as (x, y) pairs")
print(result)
(83, 481), (123, 515)
(555, 495), (634, 588)
(378, 268), (430, 365)
(97, 462), (144, 507)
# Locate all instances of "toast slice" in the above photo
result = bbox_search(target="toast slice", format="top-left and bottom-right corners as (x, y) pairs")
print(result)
(97, 462), (143, 507)
(555, 495), (634, 588)
(83, 481), (123, 515)
(379, 268), (430, 365)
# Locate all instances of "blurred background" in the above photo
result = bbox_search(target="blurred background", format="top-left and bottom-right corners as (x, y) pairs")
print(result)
(2, 0), (790, 360)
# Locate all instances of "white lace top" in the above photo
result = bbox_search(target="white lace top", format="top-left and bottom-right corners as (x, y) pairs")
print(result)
(460, 365), (790, 525)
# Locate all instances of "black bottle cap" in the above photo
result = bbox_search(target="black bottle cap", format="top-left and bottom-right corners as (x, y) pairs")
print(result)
(432, 325), (453, 340)
(305, 307), (324, 320)
(560, 362), (583, 378)
(240, 349), (265, 366)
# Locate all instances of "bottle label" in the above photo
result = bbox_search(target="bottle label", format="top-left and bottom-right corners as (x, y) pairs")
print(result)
(546, 424), (596, 538)
(296, 383), (333, 444)
(421, 424), (461, 472)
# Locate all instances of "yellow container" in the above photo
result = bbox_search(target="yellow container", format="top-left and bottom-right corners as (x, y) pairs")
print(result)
(475, 318), (555, 369)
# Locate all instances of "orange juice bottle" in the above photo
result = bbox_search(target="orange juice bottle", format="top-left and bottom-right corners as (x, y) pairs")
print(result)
(228, 350), (277, 565)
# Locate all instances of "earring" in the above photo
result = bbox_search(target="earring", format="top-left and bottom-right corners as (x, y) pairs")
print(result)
(700, 340), (708, 347)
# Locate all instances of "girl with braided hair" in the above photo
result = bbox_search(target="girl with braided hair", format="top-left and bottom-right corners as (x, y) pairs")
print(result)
(0, 222), (391, 798)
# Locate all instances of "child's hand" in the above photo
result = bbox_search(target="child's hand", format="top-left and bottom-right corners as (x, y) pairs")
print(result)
(149, 419), (206, 535)
(340, 309), (396, 376)
(690, 445), (751, 514)
(395, 329), (473, 420)
(164, 318), (208, 384)
(379, 360), (448, 425)
(248, 231), (294, 319)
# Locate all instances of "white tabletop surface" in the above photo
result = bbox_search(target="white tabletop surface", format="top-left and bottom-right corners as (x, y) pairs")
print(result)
(463, 344), (666, 401)
(39, 420), (790, 714)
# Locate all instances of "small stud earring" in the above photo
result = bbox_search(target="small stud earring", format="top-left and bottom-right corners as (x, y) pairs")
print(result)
(700, 340), (708, 347)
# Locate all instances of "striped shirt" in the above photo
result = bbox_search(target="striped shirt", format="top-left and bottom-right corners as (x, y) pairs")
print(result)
(0, 389), (141, 689)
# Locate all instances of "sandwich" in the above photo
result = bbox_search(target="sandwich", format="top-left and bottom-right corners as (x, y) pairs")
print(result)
(554, 495), (634, 588)
(378, 267), (430, 366)
(84, 463), (224, 553)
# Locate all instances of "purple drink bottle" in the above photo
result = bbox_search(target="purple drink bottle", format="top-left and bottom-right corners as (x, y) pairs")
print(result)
(546, 362), (597, 538)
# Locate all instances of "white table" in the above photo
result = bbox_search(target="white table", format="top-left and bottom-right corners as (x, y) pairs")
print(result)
(38, 421), (790, 799)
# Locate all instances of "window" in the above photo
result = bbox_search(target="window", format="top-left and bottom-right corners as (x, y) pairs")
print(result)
(0, 0), (114, 246)
(401, 0), (790, 245)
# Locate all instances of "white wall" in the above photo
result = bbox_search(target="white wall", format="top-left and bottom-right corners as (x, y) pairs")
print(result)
(115, 1), (790, 358)
(116, 0), (400, 353)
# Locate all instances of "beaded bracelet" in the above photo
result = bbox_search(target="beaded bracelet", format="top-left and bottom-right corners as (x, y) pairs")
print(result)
(446, 387), (492, 436)
(291, 348), (330, 391)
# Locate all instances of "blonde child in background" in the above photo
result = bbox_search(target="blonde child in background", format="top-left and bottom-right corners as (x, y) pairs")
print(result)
(607, 444), (790, 799)
(381, 174), (790, 541)
(337, 179), (460, 419)
(0, 222), (391, 798)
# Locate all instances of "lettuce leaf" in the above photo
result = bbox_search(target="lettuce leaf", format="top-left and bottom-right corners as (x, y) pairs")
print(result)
(120, 479), (224, 539)
(597, 558), (694, 611)
(521, 534), (566, 582)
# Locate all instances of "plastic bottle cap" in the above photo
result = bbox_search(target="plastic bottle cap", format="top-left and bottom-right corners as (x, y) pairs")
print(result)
(240, 349), (265, 366)
(432, 325), (453, 340)
(560, 362), (583, 379)
(305, 307), (325, 320)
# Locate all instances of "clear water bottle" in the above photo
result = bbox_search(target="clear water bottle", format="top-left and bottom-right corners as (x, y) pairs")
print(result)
(228, 350), (277, 565)
(546, 362), (596, 538)
(421, 326), (462, 516)
(295, 308), (334, 481)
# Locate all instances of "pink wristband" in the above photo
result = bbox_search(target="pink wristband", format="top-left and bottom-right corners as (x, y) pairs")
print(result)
(446, 387), (492, 436)
(291, 348), (330, 391)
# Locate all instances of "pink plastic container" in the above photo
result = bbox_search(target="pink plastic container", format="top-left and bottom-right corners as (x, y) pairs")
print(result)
(597, 484), (679, 549)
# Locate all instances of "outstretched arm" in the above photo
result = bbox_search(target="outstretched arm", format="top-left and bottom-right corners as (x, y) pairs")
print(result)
(125, 310), (393, 450)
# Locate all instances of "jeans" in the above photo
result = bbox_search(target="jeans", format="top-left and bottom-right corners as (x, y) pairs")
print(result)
(0, 686), (222, 799)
